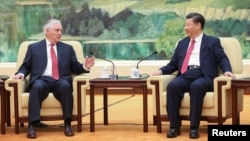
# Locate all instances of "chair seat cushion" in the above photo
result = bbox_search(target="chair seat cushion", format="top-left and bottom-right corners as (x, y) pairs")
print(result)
(182, 92), (214, 108)
(163, 91), (214, 109)
(22, 93), (61, 109)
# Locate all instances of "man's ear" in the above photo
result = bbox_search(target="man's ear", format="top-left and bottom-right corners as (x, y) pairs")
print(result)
(197, 23), (202, 29)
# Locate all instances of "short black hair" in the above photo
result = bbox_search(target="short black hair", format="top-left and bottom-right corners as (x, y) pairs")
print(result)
(186, 13), (205, 29)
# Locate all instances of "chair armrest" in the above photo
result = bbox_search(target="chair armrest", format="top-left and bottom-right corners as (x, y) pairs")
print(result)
(213, 74), (249, 118)
(4, 78), (28, 117)
(72, 73), (90, 116)
(214, 74), (250, 92)
(5, 78), (28, 98)
(147, 75), (176, 115)
(147, 75), (176, 93)
(214, 76), (232, 91)
(73, 73), (90, 91)
(146, 74), (176, 132)
(5, 78), (28, 92)
(72, 73), (90, 100)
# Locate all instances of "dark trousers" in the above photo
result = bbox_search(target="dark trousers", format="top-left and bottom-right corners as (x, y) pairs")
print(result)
(167, 68), (212, 129)
(28, 76), (73, 124)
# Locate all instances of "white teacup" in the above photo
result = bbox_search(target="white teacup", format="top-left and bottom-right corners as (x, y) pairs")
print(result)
(100, 67), (110, 78)
(131, 68), (140, 78)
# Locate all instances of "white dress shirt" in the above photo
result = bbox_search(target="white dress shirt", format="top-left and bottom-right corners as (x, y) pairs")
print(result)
(42, 39), (57, 76)
(188, 33), (203, 66)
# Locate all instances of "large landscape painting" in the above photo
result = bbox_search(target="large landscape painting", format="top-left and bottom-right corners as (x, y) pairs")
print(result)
(0, 0), (250, 62)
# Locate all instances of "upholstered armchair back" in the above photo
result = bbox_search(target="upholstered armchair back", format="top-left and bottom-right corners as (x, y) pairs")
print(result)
(219, 37), (243, 74)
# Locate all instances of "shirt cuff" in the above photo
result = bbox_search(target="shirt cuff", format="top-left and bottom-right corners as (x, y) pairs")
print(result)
(83, 65), (90, 71)
(159, 70), (163, 75)
(18, 73), (25, 77)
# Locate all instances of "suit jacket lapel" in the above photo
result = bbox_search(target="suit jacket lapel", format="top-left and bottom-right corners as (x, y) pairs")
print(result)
(180, 38), (191, 65)
(200, 34), (208, 62)
(56, 42), (62, 67)
(39, 40), (48, 70)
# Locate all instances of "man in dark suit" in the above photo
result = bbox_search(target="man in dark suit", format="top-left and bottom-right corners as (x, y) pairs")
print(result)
(13, 19), (95, 138)
(152, 13), (235, 139)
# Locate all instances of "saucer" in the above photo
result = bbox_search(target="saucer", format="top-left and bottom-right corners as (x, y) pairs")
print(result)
(99, 76), (110, 78)
(130, 76), (140, 79)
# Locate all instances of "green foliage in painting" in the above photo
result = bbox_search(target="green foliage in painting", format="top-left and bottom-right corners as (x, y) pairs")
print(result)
(206, 19), (250, 37)
(156, 17), (185, 59)
(1, 0), (250, 62)
(166, 0), (191, 4)
(0, 0), (15, 12)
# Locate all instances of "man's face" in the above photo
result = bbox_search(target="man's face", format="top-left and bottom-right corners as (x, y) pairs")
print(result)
(46, 23), (62, 44)
(184, 18), (201, 39)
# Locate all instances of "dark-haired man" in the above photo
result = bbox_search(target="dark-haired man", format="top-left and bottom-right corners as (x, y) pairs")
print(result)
(152, 12), (235, 139)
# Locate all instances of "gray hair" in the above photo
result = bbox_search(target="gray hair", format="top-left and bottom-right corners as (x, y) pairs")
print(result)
(43, 19), (61, 34)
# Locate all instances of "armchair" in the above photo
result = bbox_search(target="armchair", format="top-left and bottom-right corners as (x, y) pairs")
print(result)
(147, 37), (249, 133)
(5, 40), (90, 134)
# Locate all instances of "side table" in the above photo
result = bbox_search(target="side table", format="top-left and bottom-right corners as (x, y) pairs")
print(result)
(231, 78), (250, 125)
(0, 75), (10, 134)
(89, 76), (148, 132)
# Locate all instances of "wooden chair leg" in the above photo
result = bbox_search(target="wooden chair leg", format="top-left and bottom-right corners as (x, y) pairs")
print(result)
(0, 75), (11, 127)
(1, 80), (6, 134)
(6, 92), (11, 126)
(20, 123), (24, 127)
